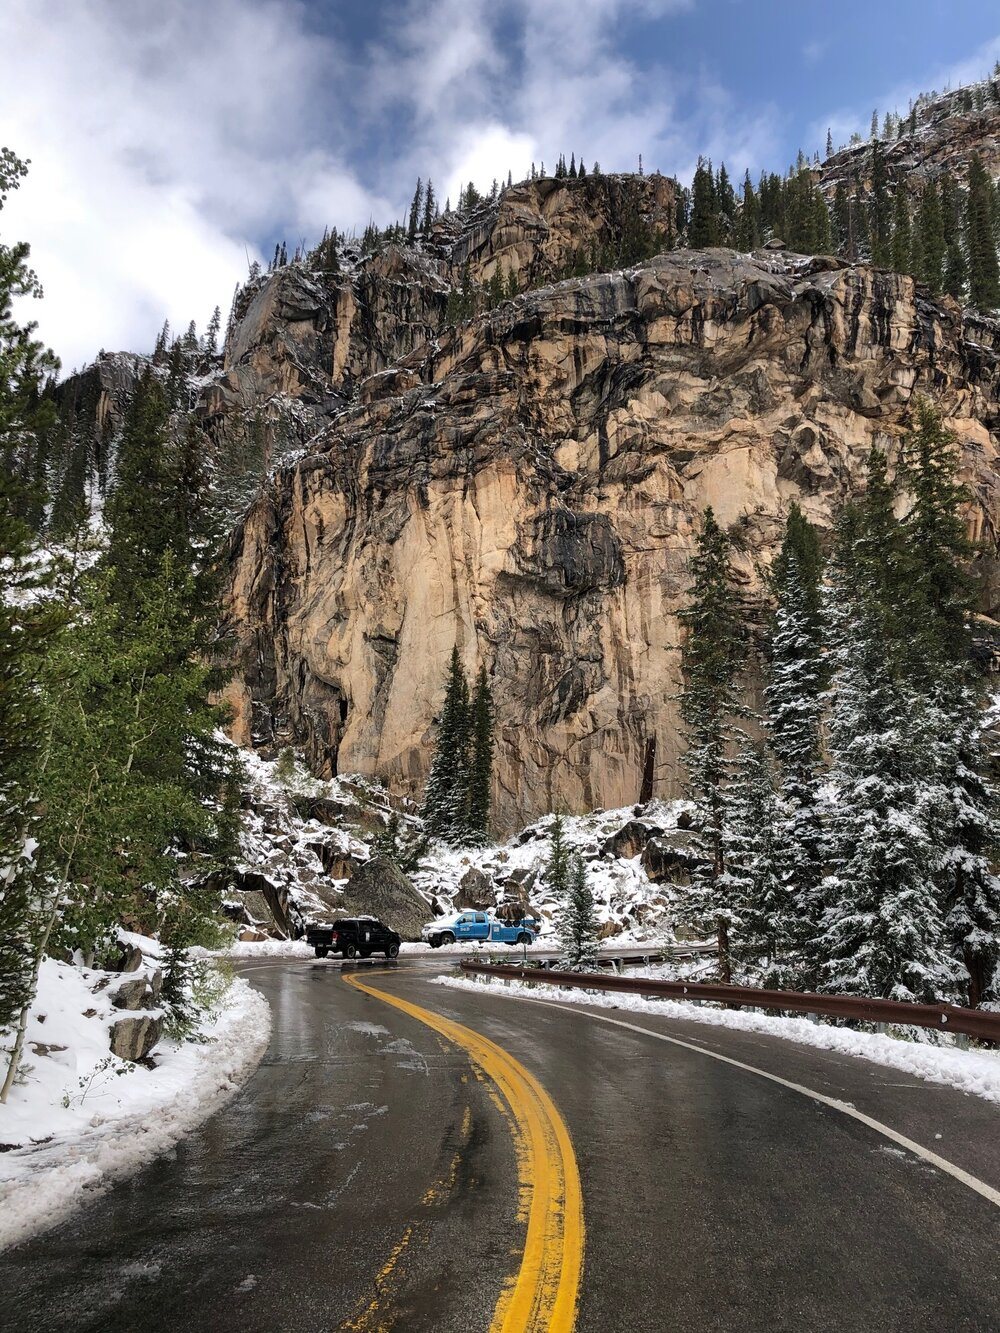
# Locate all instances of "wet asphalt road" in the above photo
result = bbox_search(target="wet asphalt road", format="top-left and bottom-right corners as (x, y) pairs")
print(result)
(1, 957), (999, 1332)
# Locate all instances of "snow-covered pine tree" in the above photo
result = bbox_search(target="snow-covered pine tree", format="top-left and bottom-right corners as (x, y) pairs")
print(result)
(900, 399), (1000, 1006)
(558, 852), (599, 971)
(465, 665), (494, 846)
(422, 647), (471, 844)
(722, 737), (789, 985)
(678, 507), (747, 982)
(818, 458), (961, 1003)
(765, 508), (825, 982)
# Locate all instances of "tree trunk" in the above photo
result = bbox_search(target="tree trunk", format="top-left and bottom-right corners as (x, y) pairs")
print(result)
(717, 915), (732, 985)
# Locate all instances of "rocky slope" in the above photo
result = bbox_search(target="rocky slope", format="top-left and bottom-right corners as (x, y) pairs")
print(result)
(820, 77), (1000, 195)
(223, 246), (1000, 832)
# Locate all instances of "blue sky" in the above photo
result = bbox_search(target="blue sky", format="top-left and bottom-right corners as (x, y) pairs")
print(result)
(2, 0), (999, 368)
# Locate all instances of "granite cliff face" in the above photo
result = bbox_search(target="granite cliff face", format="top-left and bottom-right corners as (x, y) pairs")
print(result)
(224, 244), (1000, 832)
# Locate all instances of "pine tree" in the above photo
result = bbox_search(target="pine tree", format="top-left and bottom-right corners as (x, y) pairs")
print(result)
(688, 158), (719, 248)
(422, 179), (436, 233)
(891, 185), (911, 274)
(915, 181), (946, 294)
(818, 456), (960, 1003)
(422, 648), (471, 843)
(899, 399), (1000, 1005)
(408, 178), (424, 240)
(679, 508), (746, 982)
(546, 812), (571, 901)
(735, 171), (761, 251)
(826, 128), (834, 158)
(722, 737), (788, 985)
(868, 140), (892, 266)
(765, 506), (824, 981)
(204, 305), (221, 359)
(558, 852), (599, 971)
(466, 666), (494, 845)
(965, 154), (1000, 309)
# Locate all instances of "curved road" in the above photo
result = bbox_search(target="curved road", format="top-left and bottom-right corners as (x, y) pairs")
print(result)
(1, 958), (999, 1332)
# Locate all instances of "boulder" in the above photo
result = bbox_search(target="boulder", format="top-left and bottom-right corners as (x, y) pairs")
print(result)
(601, 820), (662, 861)
(111, 977), (154, 1010)
(640, 832), (698, 885)
(456, 867), (493, 911)
(340, 857), (427, 939)
(110, 1015), (162, 1062)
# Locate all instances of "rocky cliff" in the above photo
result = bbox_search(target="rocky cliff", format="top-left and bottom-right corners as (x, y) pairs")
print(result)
(820, 79), (1000, 195)
(224, 245), (1000, 833)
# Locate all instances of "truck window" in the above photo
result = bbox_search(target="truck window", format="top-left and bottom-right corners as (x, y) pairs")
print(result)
(474, 912), (487, 923)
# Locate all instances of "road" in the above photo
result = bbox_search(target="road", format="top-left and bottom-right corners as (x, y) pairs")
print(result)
(1, 957), (998, 1332)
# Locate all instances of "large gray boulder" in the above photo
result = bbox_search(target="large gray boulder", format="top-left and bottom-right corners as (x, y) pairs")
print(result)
(340, 857), (427, 940)
(110, 1015), (162, 1062)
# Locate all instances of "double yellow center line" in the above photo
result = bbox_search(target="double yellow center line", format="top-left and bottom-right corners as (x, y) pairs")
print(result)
(343, 972), (584, 1332)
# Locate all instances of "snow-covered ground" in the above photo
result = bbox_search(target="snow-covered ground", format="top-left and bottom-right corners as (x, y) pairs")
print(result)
(0, 958), (270, 1252)
(439, 975), (1000, 1106)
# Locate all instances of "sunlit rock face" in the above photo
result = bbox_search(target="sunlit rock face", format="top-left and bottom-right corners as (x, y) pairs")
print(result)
(224, 243), (1000, 833)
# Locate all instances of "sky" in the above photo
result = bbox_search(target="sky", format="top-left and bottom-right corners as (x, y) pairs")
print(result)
(3, 0), (1000, 372)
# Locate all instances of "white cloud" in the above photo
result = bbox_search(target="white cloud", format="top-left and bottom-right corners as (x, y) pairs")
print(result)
(0, 0), (385, 368)
(1, 0), (780, 372)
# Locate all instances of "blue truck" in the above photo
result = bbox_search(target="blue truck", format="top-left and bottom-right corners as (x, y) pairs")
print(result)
(420, 910), (540, 949)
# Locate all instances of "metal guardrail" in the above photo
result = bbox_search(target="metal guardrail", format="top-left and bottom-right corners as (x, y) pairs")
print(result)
(459, 962), (1000, 1044)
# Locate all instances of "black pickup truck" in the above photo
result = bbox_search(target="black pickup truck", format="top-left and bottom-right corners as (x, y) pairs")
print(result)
(305, 916), (401, 960)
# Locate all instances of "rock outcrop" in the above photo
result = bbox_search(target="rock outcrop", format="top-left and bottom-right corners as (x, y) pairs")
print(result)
(339, 858), (427, 939)
(225, 245), (1000, 832)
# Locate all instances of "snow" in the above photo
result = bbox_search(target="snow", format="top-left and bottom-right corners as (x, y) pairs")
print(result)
(439, 974), (1000, 1106)
(0, 958), (270, 1252)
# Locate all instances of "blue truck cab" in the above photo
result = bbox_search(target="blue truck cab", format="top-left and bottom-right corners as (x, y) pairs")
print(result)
(420, 910), (540, 948)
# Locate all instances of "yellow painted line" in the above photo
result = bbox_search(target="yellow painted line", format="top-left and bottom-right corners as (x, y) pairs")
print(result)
(343, 971), (584, 1332)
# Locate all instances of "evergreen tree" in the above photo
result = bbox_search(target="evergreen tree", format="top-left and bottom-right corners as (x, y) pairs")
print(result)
(818, 456), (960, 1003)
(868, 140), (892, 266)
(408, 178), (424, 240)
(422, 179), (436, 233)
(546, 812), (571, 901)
(716, 163), (737, 238)
(204, 305), (221, 358)
(688, 158), (719, 248)
(557, 853), (599, 971)
(466, 666), (494, 845)
(965, 154), (1000, 309)
(679, 508), (746, 982)
(891, 185), (911, 274)
(826, 128), (834, 158)
(422, 648), (471, 843)
(722, 737), (788, 985)
(832, 180), (852, 257)
(899, 400), (1000, 1004)
(766, 537), (825, 982)
(735, 171), (761, 251)
(915, 181), (946, 294)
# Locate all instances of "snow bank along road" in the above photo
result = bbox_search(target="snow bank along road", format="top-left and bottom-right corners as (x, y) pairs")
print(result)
(0, 958), (998, 1332)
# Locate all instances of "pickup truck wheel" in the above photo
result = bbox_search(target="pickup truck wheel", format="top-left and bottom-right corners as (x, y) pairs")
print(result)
(516, 932), (531, 945)
(386, 944), (400, 958)
(315, 946), (329, 958)
(439, 931), (456, 946)
(344, 945), (358, 959)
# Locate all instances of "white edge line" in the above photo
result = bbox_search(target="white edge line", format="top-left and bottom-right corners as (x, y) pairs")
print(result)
(463, 984), (1000, 1211)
